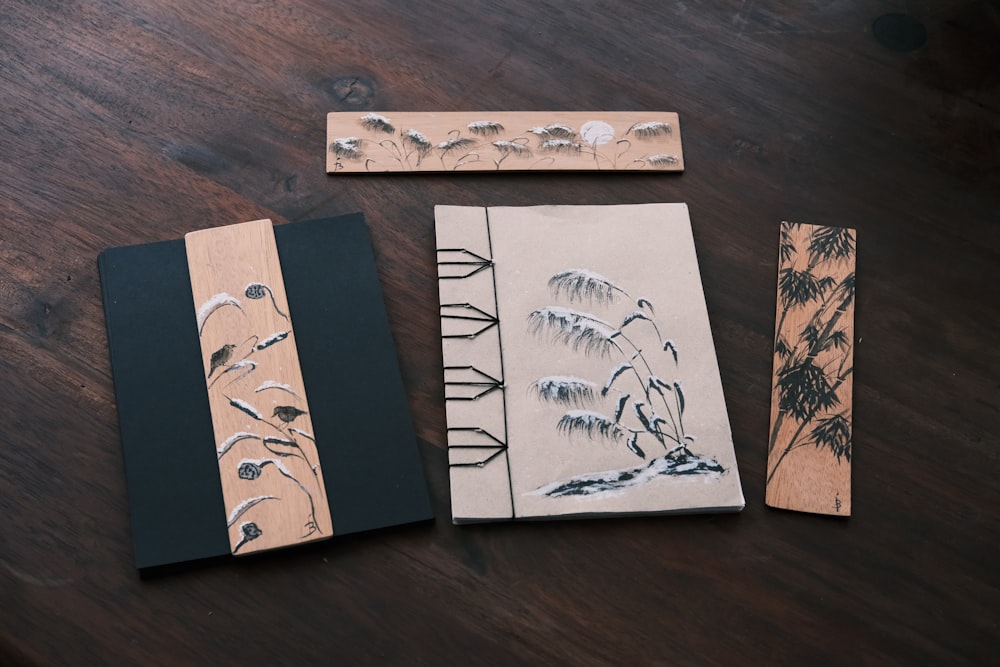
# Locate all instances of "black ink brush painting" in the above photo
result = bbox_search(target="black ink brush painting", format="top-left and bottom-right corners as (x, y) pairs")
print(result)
(327, 112), (684, 173)
(436, 204), (745, 522)
(766, 221), (856, 515)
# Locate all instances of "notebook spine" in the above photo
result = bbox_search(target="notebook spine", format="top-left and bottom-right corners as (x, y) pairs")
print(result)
(435, 207), (516, 519)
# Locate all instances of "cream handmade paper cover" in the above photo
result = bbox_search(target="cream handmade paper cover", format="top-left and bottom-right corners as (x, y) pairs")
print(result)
(436, 204), (745, 522)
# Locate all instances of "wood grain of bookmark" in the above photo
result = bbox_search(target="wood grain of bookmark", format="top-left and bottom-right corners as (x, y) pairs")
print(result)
(766, 221), (856, 516)
(186, 219), (333, 554)
(327, 111), (683, 173)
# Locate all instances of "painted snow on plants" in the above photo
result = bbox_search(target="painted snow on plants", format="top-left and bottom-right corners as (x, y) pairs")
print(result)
(436, 203), (744, 521)
(328, 113), (682, 172)
(525, 268), (726, 499)
(196, 278), (327, 552)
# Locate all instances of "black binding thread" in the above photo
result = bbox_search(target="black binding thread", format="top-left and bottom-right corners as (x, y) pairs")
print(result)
(446, 427), (508, 468)
(439, 303), (498, 338)
(437, 207), (515, 518)
(444, 365), (504, 401)
(437, 248), (494, 279)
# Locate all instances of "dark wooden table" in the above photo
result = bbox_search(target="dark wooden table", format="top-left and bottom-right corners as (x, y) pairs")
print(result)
(2, 1), (997, 664)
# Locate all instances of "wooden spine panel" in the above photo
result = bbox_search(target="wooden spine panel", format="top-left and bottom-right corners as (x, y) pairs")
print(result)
(185, 219), (333, 554)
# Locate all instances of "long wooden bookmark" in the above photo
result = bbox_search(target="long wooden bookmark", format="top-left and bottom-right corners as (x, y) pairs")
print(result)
(327, 111), (683, 173)
(186, 219), (333, 554)
(766, 221), (856, 515)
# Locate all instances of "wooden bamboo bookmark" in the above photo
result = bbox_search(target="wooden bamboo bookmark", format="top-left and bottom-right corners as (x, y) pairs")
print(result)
(327, 111), (683, 173)
(766, 221), (856, 515)
(186, 219), (333, 555)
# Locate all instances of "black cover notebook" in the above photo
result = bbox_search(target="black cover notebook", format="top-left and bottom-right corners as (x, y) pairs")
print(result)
(99, 213), (433, 569)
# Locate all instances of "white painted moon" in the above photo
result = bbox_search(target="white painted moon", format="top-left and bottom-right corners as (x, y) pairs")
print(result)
(580, 120), (615, 146)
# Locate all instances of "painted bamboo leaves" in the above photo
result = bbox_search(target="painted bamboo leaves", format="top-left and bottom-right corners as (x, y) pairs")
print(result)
(527, 269), (725, 496)
(766, 221), (856, 512)
(328, 112), (682, 172)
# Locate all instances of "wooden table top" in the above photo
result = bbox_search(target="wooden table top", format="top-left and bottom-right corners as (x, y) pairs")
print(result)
(1, 1), (997, 664)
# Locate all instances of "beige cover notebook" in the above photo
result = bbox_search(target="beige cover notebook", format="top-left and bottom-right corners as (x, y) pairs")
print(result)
(436, 204), (745, 523)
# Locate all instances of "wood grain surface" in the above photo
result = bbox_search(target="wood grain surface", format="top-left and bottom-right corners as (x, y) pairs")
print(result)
(186, 219), (333, 554)
(1, 1), (997, 665)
